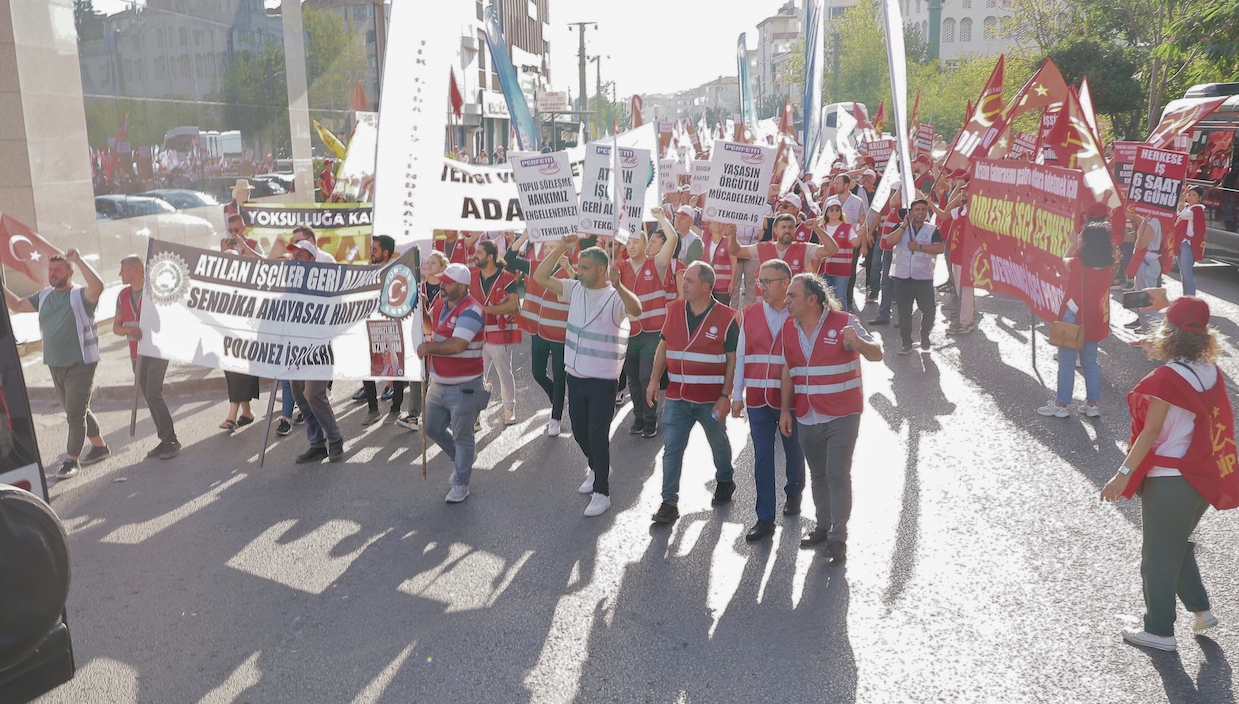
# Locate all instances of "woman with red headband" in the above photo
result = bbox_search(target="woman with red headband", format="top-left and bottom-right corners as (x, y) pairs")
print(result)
(1101, 297), (1239, 652)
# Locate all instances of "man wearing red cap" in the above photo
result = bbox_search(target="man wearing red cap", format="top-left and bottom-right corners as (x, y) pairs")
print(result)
(1102, 296), (1238, 651)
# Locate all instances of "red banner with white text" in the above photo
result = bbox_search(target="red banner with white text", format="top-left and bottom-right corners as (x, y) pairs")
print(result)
(961, 159), (1086, 322)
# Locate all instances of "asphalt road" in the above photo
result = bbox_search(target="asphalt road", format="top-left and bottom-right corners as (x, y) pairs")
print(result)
(27, 262), (1239, 704)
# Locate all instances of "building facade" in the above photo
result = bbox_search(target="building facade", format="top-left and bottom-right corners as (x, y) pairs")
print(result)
(754, 1), (802, 116)
(643, 76), (739, 123)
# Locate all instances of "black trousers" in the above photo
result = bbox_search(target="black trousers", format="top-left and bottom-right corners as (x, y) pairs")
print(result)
(894, 277), (935, 347)
(363, 380), (404, 413)
(531, 335), (566, 421)
(568, 375), (617, 495)
(845, 245), (861, 310)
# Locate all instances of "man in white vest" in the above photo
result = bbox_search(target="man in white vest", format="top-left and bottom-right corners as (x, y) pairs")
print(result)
(535, 235), (642, 516)
(884, 199), (945, 355)
(3, 250), (109, 478)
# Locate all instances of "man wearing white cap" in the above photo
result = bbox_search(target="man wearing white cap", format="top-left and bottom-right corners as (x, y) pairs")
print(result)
(673, 204), (704, 264)
(417, 262), (491, 503)
(292, 226), (337, 263)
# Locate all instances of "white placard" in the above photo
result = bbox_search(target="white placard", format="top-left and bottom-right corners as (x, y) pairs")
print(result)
(702, 140), (776, 227)
(579, 142), (651, 238)
(511, 151), (580, 243)
(536, 91), (569, 113)
(659, 159), (677, 199)
(689, 160), (713, 195)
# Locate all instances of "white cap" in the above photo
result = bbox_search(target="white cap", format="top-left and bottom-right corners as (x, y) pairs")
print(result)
(779, 193), (803, 210)
(675, 204), (697, 217)
(824, 196), (843, 210)
(862, 168), (876, 177)
(442, 262), (471, 285)
(292, 239), (318, 255)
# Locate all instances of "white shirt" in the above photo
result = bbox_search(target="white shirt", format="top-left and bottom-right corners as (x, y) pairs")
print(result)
(1148, 359), (1217, 477)
(1144, 218), (1164, 261)
(731, 302), (790, 401)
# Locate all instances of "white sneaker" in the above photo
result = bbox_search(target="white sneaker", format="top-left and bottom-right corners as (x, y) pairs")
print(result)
(504, 407), (517, 425)
(474, 419), (482, 432)
(445, 484), (470, 503)
(1122, 628), (1177, 651)
(547, 419), (561, 436)
(1037, 402), (1071, 418)
(584, 493), (611, 517)
(578, 470), (595, 494)
(1193, 610), (1219, 632)
(1081, 403), (1101, 418)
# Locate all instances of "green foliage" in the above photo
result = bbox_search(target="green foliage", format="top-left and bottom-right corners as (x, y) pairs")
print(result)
(1045, 39), (1145, 138)
(220, 40), (290, 156)
(1162, 0), (1239, 82)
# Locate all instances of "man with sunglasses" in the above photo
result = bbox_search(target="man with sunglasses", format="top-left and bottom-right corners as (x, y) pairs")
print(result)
(731, 259), (805, 542)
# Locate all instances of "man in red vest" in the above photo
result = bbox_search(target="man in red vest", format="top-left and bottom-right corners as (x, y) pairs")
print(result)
(779, 273), (883, 562)
(731, 259), (804, 541)
(114, 255), (179, 459)
(417, 263), (491, 503)
(621, 208), (680, 438)
(470, 240), (521, 425)
(729, 213), (835, 278)
(647, 261), (740, 525)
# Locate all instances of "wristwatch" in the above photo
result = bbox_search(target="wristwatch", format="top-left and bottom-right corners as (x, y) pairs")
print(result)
(1118, 465), (1133, 476)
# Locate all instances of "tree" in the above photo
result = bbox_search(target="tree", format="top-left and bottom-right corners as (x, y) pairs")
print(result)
(220, 39), (290, 158)
(1046, 40), (1144, 139)
(1161, 0), (1239, 82)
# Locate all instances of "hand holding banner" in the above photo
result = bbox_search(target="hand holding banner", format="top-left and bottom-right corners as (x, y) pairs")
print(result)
(1128, 147), (1189, 220)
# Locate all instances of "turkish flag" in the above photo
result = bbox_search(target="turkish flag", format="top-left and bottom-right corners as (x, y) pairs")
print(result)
(448, 69), (464, 119)
(630, 95), (644, 128)
(0, 214), (62, 288)
(350, 80), (368, 112)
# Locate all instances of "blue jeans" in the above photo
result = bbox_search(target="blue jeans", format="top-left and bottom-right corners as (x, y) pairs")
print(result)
(281, 380), (295, 419)
(878, 248), (894, 318)
(828, 275), (851, 312)
(660, 398), (734, 506)
(1055, 309), (1100, 405)
(1178, 241), (1196, 295)
(748, 405), (805, 523)
(425, 377), (491, 487)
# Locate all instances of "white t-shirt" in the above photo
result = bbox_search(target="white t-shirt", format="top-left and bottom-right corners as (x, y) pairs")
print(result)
(1144, 218), (1164, 261)
(1148, 359), (1217, 477)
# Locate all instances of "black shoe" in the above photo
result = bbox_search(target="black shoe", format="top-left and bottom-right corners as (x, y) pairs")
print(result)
(651, 501), (679, 525)
(351, 386), (367, 402)
(1124, 320), (1142, 330)
(146, 440), (167, 458)
(380, 385), (393, 402)
(799, 528), (830, 548)
(641, 425), (659, 438)
(826, 539), (847, 563)
(294, 412), (306, 425)
(712, 480), (736, 506)
(56, 459), (80, 479)
(327, 441), (344, 463)
(897, 345), (915, 356)
(921, 335), (931, 351)
(783, 494), (802, 516)
(361, 410), (382, 425)
(868, 316), (889, 325)
(276, 418), (292, 436)
(296, 446), (328, 464)
(80, 444), (111, 466)
(159, 440), (181, 460)
(745, 520), (777, 542)
(629, 420), (645, 435)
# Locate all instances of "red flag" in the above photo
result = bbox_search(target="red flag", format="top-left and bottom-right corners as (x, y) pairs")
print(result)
(853, 103), (874, 132)
(1043, 88), (1121, 208)
(612, 117), (619, 135)
(1146, 96), (1229, 149)
(116, 113), (129, 143)
(449, 69), (464, 119)
(0, 214), (62, 288)
(943, 55), (1004, 171)
(779, 99), (796, 137)
(349, 80), (368, 112)
(998, 58), (1069, 126)
(630, 95), (645, 128)
(872, 99), (889, 134)
(909, 90), (921, 155)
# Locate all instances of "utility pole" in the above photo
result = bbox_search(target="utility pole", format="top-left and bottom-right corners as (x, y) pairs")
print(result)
(567, 22), (596, 138)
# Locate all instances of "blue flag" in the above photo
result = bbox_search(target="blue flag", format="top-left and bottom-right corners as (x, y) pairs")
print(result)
(802, 0), (824, 174)
(483, 5), (538, 151)
(737, 34), (758, 134)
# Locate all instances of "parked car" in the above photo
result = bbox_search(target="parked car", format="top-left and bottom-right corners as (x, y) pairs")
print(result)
(1162, 84), (1239, 266)
(251, 172), (295, 193)
(189, 177), (286, 204)
(94, 194), (177, 219)
(137, 189), (219, 211)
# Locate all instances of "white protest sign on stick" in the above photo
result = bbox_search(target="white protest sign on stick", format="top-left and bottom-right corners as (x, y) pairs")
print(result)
(579, 142), (650, 238)
(703, 140), (776, 228)
(869, 150), (902, 213)
(511, 151), (579, 242)
(689, 160), (713, 195)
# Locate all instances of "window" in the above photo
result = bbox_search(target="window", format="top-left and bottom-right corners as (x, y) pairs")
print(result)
(136, 59), (144, 81)
(916, 0), (921, 12)
(124, 59), (132, 82)
(194, 29), (203, 46)
(156, 56), (167, 79)
(942, 17), (955, 42)
(179, 55), (189, 78)
(156, 28), (164, 48)
(528, 0), (537, 21)
(478, 30), (487, 88)
(476, 0), (483, 21)
(195, 54), (202, 78)
(922, 20), (928, 36)
(962, 0), (971, 7)
(179, 28), (187, 46)
(986, 0), (995, 6)
(983, 15), (996, 38)
(960, 17), (972, 41)
(218, 52), (227, 74)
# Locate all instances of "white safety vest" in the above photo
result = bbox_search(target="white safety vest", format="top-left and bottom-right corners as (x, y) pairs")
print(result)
(891, 222), (937, 280)
(37, 286), (99, 364)
(564, 283), (631, 380)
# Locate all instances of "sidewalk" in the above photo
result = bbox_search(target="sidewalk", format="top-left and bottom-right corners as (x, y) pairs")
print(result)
(21, 330), (228, 404)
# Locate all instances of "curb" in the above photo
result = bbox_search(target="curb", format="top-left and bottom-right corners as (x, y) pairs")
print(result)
(26, 375), (230, 404)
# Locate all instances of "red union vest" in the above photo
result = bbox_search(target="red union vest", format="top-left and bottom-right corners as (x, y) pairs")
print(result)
(1174, 203), (1207, 262)
(1124, 364), (1239, 510)
(470, 267), (522, 345)
(116, 285), (140, 360)
(711, 241), (733, 294)
(666, 258), (685, 296)
(536, 275), (570, 344)
(623, 256), (670, 335)
(663, 299), (737, 403)
(520, 258), (569, 337)
(428, 294), (485, 384)
(781, 311), (863, 419)
(741, 302), (785, 409)
(819, 223), (856, 277)
(435, 238), (470, 266)
(756, 241), (810, 275)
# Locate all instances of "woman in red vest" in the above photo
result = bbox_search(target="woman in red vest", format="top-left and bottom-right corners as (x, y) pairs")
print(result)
(1102, 297), (1239, 652)
(1038, 226), (1113, 419)
(816, 197), (859, 312)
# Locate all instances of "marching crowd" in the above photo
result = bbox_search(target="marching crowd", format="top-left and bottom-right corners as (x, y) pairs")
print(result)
(5, 150), (1236, 651)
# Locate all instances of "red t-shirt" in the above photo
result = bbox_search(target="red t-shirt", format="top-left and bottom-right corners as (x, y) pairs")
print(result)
(1061, 257), (1111, 342)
